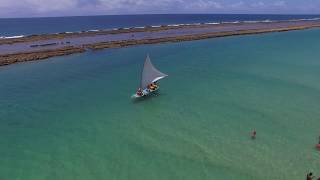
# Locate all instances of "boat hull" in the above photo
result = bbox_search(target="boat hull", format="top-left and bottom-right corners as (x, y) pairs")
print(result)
(131, 87), (159, 98)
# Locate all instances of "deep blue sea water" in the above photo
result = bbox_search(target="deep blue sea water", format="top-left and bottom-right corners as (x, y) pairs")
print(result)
(1, 14), (320, 36)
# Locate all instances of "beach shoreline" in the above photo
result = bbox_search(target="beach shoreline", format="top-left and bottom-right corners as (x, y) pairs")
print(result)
(1, 20), (320, 66)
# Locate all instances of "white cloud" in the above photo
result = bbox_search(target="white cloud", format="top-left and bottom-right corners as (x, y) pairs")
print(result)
(25, 0), (78, 12)
(0, 0), (319, 17)
(0, 0), (11, 8)
(0, 0), (78, 14)
(97, 0), (222, 12)
(273, 1), (286, 7)
(184, 0), (223, 10)
(230, 1), (245, 8)
(251, 1), (265, 8)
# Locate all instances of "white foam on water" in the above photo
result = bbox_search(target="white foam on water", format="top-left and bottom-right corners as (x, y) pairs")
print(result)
(243, 21), (259, 23)
(168, 24), (180, 27)
(204, 22), (220, 25)
(1, 35), (25, 39)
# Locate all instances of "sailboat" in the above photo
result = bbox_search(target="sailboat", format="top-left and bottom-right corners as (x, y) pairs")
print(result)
(132, 55), (168, 98)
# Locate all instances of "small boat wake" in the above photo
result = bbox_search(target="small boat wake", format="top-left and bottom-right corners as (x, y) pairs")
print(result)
(131, 91), (161, 103)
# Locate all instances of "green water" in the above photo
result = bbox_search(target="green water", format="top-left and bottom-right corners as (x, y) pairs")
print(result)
(1, 29), (320, 180)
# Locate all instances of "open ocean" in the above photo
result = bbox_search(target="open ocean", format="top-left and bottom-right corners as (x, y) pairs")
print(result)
(1, 15), (320, 179)
(1, 14), (320, 37)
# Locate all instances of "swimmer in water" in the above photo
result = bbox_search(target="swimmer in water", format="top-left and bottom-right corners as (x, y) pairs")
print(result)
(307, 172), (314, 180)
(251, 129), (256, 139)
(316, 136), (320, 150)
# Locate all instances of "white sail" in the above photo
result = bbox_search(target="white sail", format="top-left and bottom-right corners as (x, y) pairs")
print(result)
(140, 55), (168, 89)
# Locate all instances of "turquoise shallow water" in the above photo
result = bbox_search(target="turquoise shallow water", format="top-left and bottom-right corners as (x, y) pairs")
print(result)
(1, 29), (320, 179)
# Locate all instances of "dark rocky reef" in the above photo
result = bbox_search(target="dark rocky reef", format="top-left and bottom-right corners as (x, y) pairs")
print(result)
(0, 46), (85, 66)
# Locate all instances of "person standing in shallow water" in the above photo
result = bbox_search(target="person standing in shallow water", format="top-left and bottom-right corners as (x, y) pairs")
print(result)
(307, 172), (314, 180)
(251, 129), (256, 139)
(316, 136), (320, 150)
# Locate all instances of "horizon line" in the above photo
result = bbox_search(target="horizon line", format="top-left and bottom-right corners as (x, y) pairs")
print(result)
(1, 13), (320, 19)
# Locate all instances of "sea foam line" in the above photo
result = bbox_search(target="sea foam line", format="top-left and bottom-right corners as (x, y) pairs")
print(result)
(2, 17), (320, 39)
(0, 35), (25, 39)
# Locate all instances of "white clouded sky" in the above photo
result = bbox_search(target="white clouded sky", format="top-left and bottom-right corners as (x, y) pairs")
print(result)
(0, 0), (319, 18)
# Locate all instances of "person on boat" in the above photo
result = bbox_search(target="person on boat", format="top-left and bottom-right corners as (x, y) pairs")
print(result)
(152, 83), (157, 89)
(148, 83), (157, 91)
(153, 82), (158, 88)
(251, 129), (257, 139)
(152, 82), (158, 89)
(136, 88), (143, 96)
(307, 172), (314, 180)
(148, 84), (153, 90)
